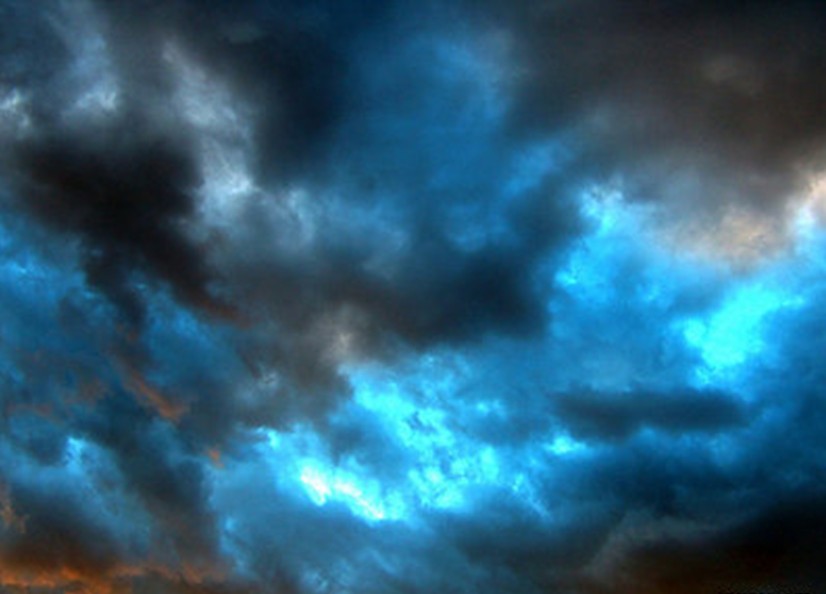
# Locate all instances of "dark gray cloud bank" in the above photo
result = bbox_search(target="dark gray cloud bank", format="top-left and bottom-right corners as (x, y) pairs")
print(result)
(2, 1), (826, 592)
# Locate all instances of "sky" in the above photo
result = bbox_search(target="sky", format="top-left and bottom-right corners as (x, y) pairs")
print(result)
(1, 1), (826, 593)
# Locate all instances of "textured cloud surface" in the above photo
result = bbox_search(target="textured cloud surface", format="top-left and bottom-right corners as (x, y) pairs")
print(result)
(2, 1), (826, 592)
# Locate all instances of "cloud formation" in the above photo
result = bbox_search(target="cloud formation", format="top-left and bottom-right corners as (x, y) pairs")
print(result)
(2, 1), (826, 593)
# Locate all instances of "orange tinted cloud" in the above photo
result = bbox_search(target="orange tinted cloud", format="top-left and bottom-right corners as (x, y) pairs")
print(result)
(120, 363), (189, 423)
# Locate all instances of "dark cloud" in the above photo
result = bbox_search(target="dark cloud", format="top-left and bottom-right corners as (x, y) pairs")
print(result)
(0, 481), (122, 580)
(478, 0), (826, 218)
(586, 492), (826, 594)
(551, 387), (747, 441)
(11, 120), (231, 327)
(89, 0), (386, 182)
(1, 0), (583, 424)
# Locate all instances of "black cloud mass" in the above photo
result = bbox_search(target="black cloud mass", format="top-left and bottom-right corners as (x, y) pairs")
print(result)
(2, 1), (826, 593)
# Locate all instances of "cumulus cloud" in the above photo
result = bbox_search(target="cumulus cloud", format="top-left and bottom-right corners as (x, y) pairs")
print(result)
(1, 1), (826, 593)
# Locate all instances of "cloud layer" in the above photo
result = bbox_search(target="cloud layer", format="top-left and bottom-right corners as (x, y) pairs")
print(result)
(2, 1), (826, 592)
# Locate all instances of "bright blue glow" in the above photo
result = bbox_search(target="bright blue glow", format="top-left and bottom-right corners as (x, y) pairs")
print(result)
(555, 186), (651, 304)
(298, 463), (393, 521)
(681, 282), (803, 383)
(554, 186), (815, 393)
(348, 363), (516, 511)
(242, 367), (519, 522)
(299, 465), (332, 504)
(579, 184), (643, 235)
(257, 427), (404, 522)
(546, 434), (586, 456)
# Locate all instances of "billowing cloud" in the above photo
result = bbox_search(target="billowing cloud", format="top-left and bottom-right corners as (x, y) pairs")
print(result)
(2, 1), (826, 593)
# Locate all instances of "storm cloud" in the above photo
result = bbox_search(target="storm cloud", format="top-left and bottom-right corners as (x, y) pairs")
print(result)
(2, 1), (826, 593)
